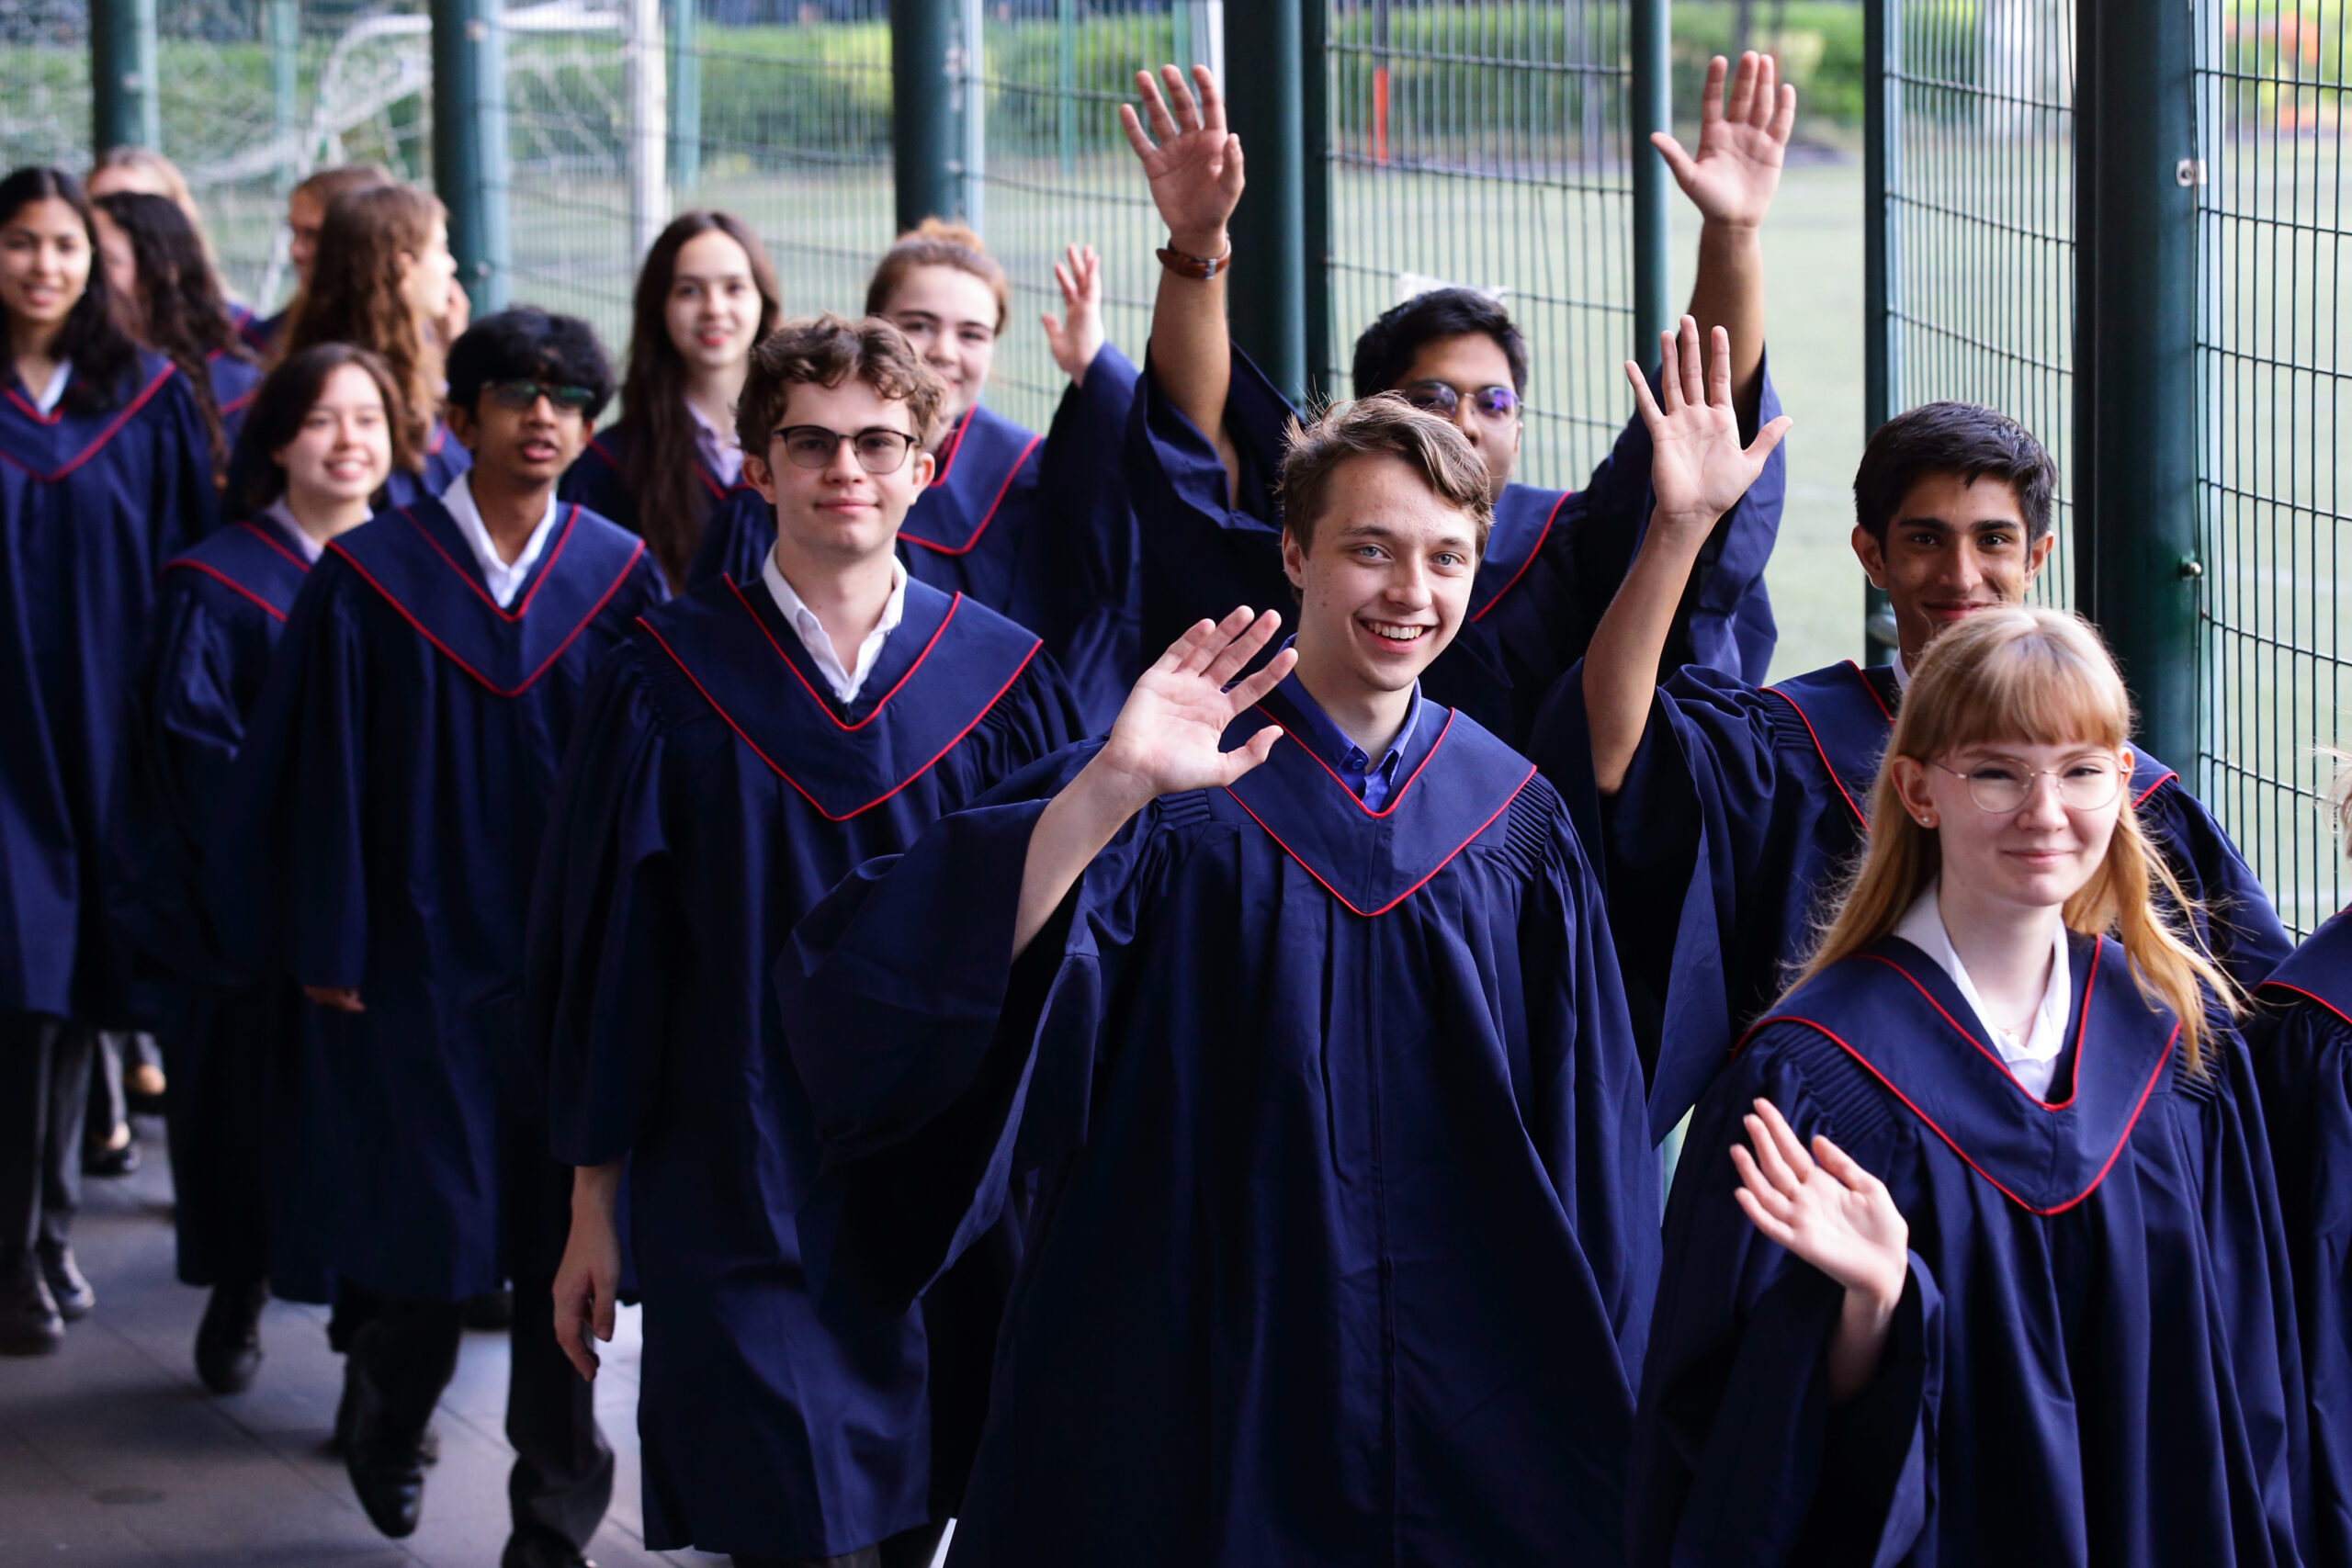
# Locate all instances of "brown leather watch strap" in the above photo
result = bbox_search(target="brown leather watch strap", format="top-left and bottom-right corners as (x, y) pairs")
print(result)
(1155, 242), (1232, 281)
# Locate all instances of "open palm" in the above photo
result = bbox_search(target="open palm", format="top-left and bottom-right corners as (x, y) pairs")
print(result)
(1731, 1098), (1909, 1306)
(1097, 607), (1297, 801)
(1041, 242), (1106, 381)
(1629, 316), (1792, 529)
(1119, 64), (1245, 254)
(1654, 51), (1797, 231)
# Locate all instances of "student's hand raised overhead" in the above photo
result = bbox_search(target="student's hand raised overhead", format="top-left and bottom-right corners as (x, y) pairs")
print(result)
(1120, 64), (1245, 256)
(1654, 51), (1797, 232)
(1095, 607), (1297, 806)
(1042, 242), (1108, 384)
(1627, 316), (1792, 537)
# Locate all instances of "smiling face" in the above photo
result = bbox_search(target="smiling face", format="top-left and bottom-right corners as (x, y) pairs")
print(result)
(1855, 470), (2057, 665)
(272, 362), (393, 513)
(1891, 738), (2129, 915)
(447, 378), (590, 491)
(0, 197), (92, 344)
(880, 264), (998, 430)
(1281, 451), (1479, 702)
(743, 376), (936, 569)
(664, 229), (763, 376)
(1391, 332), (1521, 498)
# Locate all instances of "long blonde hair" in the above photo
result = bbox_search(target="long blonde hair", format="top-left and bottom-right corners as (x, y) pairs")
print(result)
(1789, 606), (2238, 1070)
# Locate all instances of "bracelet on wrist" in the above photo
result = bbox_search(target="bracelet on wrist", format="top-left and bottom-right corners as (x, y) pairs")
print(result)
(1156, 241), (1232, 281)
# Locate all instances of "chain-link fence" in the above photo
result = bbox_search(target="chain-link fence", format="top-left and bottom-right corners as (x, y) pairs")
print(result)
(2197, 0), (2352, 933)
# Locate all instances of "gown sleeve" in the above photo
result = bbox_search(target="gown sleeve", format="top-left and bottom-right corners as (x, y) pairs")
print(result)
(525, 639), (680, 1168)
(775, 741), (1182, 1317)
(2134, 775), (2294, 994)
(685, 487), (771, 590)
(1031, 342), (1142, 731)
(1630, 1022), (1943, 1568)
(202, 562), (371, 991)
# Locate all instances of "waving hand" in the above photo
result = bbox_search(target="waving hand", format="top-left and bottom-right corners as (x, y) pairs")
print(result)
(1655, 51), (1797, 231)
(1627, 316), (1792, 533)
(1119, 64), (1244, 255)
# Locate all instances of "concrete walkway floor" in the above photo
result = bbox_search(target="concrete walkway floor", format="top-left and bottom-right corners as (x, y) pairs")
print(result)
(0, 1115), (726, 1567)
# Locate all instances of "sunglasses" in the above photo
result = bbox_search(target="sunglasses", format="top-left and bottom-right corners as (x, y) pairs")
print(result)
(1398, 379), (1521, 424)
(770, 424), (921, 474)
(484, 379), (597, 413)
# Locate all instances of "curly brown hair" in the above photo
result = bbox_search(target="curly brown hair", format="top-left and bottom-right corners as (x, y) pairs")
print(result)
(734, 313), (946, 459)
(1276, 393), (1494, 556)
(283, 184), (445, 473)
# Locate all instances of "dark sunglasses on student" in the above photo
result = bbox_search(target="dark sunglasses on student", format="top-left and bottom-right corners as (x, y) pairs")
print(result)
(483, 379), (598, 413)
(1398, 379), (1521, 424)
(770, 424), (921, 474)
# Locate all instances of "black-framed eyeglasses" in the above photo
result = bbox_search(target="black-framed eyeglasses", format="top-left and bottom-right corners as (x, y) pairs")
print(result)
(1398, 379), (1521, 424)
(484, 379), (597, 413)
(770, 423), (920, 474)
(1932, 755), (2124, 815)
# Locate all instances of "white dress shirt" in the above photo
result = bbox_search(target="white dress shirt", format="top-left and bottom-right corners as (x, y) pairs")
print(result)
(1894, 880), (2073, 1100)
(762, 546), (907, 705)
(442, 471), (560, 610)
(262, 498), (325, 565)
(30, 361), (69, 415)
(1891, 647), (1912, 691)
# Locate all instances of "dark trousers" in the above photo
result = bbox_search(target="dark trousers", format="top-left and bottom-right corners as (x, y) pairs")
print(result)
(345, 1271), (613, 1555)
(162, 995), (278, 1287)
(730, 1521), (946, 1568)
(0, 1013), (95, 1255)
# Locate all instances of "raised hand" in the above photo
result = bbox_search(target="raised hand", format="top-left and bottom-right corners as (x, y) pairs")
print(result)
(1119, 64), (1244, 256)
(1094, 607), (1297, 807)
(1626, 316), (1792, 534)
(1654, 51), (1796, 232)
(1041, 242), (1107, 384)
(1731, 1097), (1909, 1310)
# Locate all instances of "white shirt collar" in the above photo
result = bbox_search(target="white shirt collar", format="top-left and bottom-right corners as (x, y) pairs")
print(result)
(262, 498), (325, 564)
(30, 361), (69, 415)
(440, 470), (560, 610)
(762, 544), (907, 705)
(1891, 647), (1912, 691)
(686, 399), (744, 488)
(1894, 879), (2073, 1100)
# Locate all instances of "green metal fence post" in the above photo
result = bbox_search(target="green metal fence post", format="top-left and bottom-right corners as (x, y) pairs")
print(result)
(1300, 0), (1331, 404)
(1861, 0), (1896, 663)
(2075, 0), (2199, 766)
(1627, 0), (1672, 373)
(89, 0), (160, 152)
(267, 0), (300, 192)
(1225, 0), (1307, 403)
(430, 0), (510, 311)
(670, 0), (700, 196)
(892, 0), (959, 231)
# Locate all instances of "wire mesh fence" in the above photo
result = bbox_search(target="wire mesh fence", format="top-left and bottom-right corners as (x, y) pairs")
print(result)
(1320, 0), (1640, 491)
(2196, 0), (2352, 934)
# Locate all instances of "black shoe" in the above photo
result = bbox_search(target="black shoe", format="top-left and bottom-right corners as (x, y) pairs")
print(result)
(330, 1362), (439, 1465)
(83, 1134), (139, 1179)
(341, 1363), (427, 1539)
(0, 1252), (62, 1355)
(460, 1287), (513, 1330)
(194, 1280), (266, 1393)
(36, 1240), (92, 1321)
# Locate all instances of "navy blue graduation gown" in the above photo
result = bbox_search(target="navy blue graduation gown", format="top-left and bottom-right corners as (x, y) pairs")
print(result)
(528, 574), (1080, 1558)
(206, 350), (262, 451)
(1122, 343), (1787, 744)
(2252, 909), (2352, 1567)
(1633, 933), (2306, 1567)
(560, 415), (763, 547)
(689, 346), (1142, 731)
(1534, 657), (2293, 1141)
(206, 497), (663, 1303)
(232, 302), (283, 358)
(775, 698), (1658, 1565)
(109, 519), (332, 1294)
(0, 352), (218, 1024)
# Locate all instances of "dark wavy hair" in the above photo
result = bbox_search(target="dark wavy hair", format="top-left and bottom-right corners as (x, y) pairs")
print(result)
(445, 307), (614, 420)
(734, 313), (946, 457)
(238, 342), (407, 515)
(0, 166), (140, 415)
(618, 211), (781, 587)
(1853, 400), (2057, 544)
(97, 190), (254, 482)
(1351, 287), (1530, 400)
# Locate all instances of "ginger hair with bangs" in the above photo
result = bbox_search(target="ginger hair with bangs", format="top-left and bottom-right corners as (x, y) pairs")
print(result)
(1789, 606), (2238, 1071)
(734, 313), (945, 457)
(1276, 392), (1495, 556)
(864, 218), (1008, 333)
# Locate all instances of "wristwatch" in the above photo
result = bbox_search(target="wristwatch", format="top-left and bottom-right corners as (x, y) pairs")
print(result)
(1156, 242), (1232, 281)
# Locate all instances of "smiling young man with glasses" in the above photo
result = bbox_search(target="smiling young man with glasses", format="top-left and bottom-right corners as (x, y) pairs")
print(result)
(530, 313), (1081, 1568)
(1120, 56), (1792, 748)
(204, 308), (664, 1563)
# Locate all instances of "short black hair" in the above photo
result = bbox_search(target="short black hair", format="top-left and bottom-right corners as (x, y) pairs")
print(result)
(445, 307), (614, 421)
(1853, 400), (2056, 543)
(1351, 287), (1529, 400)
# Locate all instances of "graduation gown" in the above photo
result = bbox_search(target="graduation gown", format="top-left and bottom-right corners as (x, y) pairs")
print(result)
(109, 519), (325, 1292)
(1122, 343), (1788, 745)
(528, 574), (1080, 1558)
(0, 352), (218, 1024)
(560, 415), (763, 547)
(2251, 909), (2352, 1568)
(775, 693), (1659, 1565)
(688, 345), (1143, 730)
(206, 496), (663, 1303)
(1534, 657), (2294, 1141)
(232, 302), (283, 359)
(1633, 933), (2306, 1568)
(206, 349), (263, 451)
